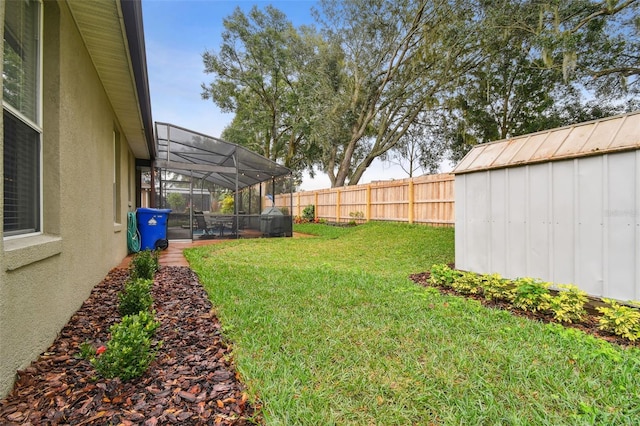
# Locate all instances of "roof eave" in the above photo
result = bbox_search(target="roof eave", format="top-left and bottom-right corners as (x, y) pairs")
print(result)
(66, 0), (154, 160)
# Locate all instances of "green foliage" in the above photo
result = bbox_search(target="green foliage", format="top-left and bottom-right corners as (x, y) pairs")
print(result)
(129, 250), (158, 280)
(118, 278), (154, 316)
(596, 299), (640, 341)
(546, 284), (588, 323)
(429, 263), (461, 288)
(220, 194), (234, 214)
(203, 5), (311, 172)
(78, 341), (97, 360)
(512, 278), (551, 312)
(166, 192), (187, 212)
(302, 205), (315, 222)
(92, 311), (161, 381)
(452, 271), (484, 295)
(481, 273), (515, 302)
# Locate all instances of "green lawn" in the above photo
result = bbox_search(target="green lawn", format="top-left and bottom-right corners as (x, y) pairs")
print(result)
(185, 222), (640, 425)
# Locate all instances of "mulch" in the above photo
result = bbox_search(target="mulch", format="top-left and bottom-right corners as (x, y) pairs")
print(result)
(409, 271), (640, 350)
(0, 266), (260, 425)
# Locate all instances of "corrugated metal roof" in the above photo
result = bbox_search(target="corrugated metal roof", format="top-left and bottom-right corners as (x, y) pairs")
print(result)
(452, 111), (640, 174)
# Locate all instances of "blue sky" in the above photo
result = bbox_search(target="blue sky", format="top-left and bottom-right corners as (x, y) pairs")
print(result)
(141, 0), (437, 189)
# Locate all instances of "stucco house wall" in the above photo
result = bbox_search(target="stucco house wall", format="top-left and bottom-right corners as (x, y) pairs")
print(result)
(1, 0), (151, 397)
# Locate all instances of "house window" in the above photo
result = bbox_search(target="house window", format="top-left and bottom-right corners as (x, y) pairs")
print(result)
(3, 0), (42, 236)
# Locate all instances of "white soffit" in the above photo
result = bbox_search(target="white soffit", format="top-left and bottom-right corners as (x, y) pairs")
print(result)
(453, 111), (640, 174)
(66, 0), (149, 159)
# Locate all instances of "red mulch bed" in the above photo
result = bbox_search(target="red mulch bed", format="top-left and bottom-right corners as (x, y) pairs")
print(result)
(0, 266), (260, 425)
(410, 271), (640, 350)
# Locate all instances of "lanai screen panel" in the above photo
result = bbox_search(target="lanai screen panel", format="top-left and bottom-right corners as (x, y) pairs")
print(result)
(155, 122), (291, 190)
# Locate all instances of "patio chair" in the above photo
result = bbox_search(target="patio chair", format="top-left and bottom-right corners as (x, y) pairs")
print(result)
(194, 213), (215, 239)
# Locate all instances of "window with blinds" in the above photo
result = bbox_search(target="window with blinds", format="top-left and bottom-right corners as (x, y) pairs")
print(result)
(3, 0), (41, 237)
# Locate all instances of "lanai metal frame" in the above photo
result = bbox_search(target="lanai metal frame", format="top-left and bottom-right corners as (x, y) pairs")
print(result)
(151, 122), (293, 239)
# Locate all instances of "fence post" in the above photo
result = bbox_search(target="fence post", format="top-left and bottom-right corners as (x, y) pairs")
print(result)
(296, 192), (301, 216)
(314, 191), (318, 221)
(366, 184), (371, 222)
(336, 189), (341, 223)
(408, 180), (414, 224)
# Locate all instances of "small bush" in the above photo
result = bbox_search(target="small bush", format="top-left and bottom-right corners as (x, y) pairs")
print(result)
(130, 250), (158, 280)
(546, 284), (588, 323)
(92, 310), (161, 381)
(452, 271), (484, 295)
(429, 264), (461, 288)
(481, 273), (515, 302)
(78, 341), (97, 360)
(118, 278), (154, 316)
(596, 299), (640, 341)
(302, 205), (315, 222)
(512, 278), (551, 312)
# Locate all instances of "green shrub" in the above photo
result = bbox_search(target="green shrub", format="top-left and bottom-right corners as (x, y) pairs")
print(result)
(512, 278), (551, 312)
(596, 298), (640, 341)
(481, 273), (515, 302)
(452, 271), (484, 295)
(429, 264), (461, 288)
(130, 249), (158, 280)
(546, 284), (588, 323)
(92, 310), (161, 381)
(118, 278), (154, 316)
(302, 205), (315, 222)
(220, 194), (234, 214)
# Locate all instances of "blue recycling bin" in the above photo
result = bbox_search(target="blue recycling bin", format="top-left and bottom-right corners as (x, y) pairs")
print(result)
(136, 208), (172, 251)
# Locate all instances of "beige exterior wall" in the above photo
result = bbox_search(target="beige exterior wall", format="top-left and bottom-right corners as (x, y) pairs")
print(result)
(0, 1), (137, 396)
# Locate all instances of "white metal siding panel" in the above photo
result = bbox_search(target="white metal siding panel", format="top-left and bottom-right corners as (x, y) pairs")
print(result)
(489, 169), (507, 272)
(550, 161), (576, 284)
(465, 172), (491, 272)
(606, 152), (638, 300)
(575, 156), (605, 295)
(506, 168), (528, 277)
(528, 164), (550, 280)
(454, 176), (467, 269)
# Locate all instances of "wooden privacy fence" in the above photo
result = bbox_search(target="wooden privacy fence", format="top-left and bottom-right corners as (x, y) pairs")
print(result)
(275, 173), (454, 226)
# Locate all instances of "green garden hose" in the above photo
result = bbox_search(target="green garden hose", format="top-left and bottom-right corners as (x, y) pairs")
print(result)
(127, 211), (141, 253)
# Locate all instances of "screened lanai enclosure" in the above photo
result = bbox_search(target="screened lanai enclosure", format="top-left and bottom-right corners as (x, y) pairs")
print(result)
(146, 123), (293, 240)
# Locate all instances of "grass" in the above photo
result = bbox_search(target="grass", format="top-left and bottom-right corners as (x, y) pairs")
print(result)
(185, 222), (640, 425)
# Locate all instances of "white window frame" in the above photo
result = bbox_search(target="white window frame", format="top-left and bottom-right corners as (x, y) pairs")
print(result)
(3, 0), (43, 239)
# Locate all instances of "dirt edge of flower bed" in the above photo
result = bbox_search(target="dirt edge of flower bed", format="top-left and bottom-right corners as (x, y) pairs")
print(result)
(410, 270), (639, 350)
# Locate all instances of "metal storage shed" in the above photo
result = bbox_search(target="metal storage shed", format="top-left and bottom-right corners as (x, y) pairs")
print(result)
(453, 111), (640, 300)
